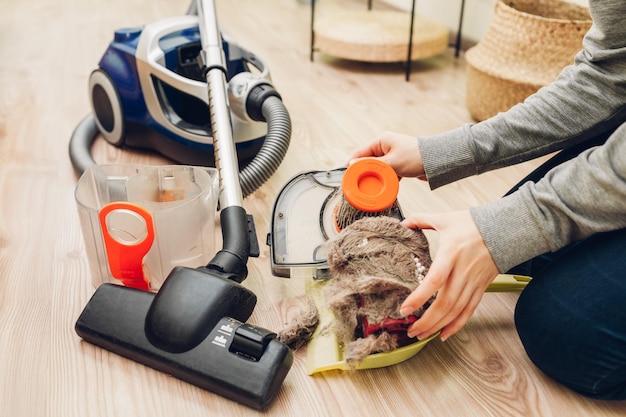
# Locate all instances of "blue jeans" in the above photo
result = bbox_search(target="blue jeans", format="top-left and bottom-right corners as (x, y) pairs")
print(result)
(506, 134), (626, 400)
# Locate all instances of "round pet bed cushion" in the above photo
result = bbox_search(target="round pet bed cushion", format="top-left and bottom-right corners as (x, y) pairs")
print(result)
(314, 10), (449, 63)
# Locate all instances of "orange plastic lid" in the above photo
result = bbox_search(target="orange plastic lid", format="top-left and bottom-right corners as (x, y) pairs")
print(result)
(342, 158), (399, 212)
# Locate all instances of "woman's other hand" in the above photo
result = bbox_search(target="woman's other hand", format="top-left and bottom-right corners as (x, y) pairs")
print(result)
(400, 211), (500, 341)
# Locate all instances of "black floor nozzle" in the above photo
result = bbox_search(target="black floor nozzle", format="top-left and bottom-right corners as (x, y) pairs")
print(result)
(145, 266), (256, 353)
(75, 284), (293, 410)
(145, 206), (257, 354)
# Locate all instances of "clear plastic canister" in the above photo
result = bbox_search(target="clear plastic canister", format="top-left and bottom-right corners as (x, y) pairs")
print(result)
(75, 164), (219, 291)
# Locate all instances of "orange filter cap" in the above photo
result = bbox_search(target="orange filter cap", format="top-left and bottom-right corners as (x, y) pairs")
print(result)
(342, 158), (399, 213)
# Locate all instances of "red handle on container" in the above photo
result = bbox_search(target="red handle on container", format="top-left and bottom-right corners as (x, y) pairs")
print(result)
(99, 202), (155, 291)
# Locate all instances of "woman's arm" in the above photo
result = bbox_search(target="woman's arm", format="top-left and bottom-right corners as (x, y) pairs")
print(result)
(399, 123), (626, 342)
(421, 0), (626, 189)
(472, 122), (626, 273)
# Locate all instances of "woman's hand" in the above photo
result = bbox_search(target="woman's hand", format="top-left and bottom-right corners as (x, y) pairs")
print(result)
(399, 211), (500, 341)
(349, 131), (426, 180)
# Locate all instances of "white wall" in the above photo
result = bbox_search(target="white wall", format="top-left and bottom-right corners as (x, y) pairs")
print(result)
(381, 0), (589, 43)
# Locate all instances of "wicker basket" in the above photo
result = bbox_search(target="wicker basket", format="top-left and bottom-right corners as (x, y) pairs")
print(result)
(465, 0), (591, 121)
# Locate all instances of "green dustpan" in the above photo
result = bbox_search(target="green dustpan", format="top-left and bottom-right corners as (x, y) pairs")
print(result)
(305, 274), (531, 375)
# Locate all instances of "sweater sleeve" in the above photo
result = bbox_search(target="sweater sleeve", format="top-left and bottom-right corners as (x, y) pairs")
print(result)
(416, 0), (626, 271)
(470, 123), (626, 272)
(420, 0), (626, 190)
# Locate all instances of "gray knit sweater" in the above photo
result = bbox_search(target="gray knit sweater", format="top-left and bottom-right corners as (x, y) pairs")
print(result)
(418, 0), (626, 272)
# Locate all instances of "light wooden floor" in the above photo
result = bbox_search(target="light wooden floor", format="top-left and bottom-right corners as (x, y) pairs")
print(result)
(1, 0), (624, 415)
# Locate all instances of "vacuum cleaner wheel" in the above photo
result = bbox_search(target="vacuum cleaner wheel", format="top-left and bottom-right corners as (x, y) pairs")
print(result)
(89, 69), (125, 146)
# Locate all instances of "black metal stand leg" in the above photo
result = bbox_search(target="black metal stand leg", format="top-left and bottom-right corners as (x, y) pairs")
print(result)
(405, 0), (417, 81)
(455, 0), (466, 57)
(310, 0), (316, 61)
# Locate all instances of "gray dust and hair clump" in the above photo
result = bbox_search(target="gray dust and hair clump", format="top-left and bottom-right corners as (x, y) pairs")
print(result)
(278, 216), (434, 366)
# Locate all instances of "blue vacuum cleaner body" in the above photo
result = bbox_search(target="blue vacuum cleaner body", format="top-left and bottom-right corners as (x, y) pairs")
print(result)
(90, 14), (269, 167)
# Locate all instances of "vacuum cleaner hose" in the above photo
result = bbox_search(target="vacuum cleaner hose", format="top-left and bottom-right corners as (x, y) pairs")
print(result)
(68, 114), (98, 176)
(239, 96), (291, 198)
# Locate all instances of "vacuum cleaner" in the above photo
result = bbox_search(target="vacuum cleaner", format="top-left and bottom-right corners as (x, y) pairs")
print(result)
(71, 0), (292, 410)
(69, 1), (290, 198)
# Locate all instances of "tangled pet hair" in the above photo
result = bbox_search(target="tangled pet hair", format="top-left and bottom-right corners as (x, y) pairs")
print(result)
(278, 215), (434, 365)
(324, 216), (433, 364)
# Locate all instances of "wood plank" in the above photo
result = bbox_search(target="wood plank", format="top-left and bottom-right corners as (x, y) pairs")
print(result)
(0, 0), (623, 415)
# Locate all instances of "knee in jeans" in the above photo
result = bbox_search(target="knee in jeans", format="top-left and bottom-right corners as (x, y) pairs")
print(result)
(515, 290), (626, 400)
(514, 292), (556, 367)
